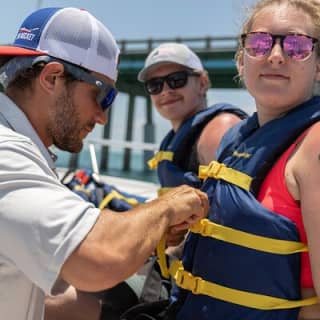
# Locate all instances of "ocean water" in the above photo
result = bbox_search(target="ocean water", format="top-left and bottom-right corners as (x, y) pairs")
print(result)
(55, 88), (254, 183)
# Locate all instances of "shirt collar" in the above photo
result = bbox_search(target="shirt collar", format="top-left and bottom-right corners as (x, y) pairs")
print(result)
(0, 92), (57, 171)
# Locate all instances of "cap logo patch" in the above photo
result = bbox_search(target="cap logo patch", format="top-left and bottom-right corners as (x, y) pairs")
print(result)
(16, 27), (39, 41)
(152, 47), (175, 58)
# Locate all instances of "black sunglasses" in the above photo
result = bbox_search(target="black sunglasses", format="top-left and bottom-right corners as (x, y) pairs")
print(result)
(144, 70), (200, 95)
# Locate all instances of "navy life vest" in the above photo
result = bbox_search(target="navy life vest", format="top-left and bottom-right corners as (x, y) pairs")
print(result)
(62, 169), (147, 211)
(148, 103), (247, 194)
(171, 96), (320, 320)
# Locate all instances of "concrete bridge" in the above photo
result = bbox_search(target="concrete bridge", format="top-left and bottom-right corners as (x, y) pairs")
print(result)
(116, 36), (240, 96)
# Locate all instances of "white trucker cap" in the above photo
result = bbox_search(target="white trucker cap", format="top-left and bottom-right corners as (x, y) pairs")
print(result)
(138, 42), (203, 81)
(0, 7), (120, 80)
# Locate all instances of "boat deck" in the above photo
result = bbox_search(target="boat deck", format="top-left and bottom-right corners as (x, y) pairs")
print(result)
(57, 167), (159, 200)
(98, 174), (159, 200)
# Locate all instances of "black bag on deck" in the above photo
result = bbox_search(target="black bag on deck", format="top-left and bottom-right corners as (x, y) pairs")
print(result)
(98, 256), (173, 320)
(119, 298), (181, 320)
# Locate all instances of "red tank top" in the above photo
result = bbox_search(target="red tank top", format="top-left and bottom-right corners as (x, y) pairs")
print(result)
(257, 132), (313, 288)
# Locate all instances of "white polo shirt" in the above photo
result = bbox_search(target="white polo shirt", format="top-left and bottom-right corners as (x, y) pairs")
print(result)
(0, 93), (100, 320)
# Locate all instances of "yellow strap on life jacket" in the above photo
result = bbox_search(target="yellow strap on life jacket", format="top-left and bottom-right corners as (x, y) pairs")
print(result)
(147, 151), (174, 170)
(99, 190), (139, 210)
(199, 160), (252, 191)
(74, 185), (91, 196)
(156, 218), (307, 280)
(157, 187), (172, 196)
(190, 219), (308, 254)
(169, 261), (318, 310)
(156, 235), (170, 279)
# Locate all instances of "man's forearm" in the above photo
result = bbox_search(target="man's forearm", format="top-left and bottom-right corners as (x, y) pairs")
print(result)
(61, 185), (207, 291)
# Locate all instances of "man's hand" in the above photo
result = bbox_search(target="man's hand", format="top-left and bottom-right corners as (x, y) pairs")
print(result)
(159, 185), (208, 229)
(166, 227), (187, 247)
(60, 185), (208, 291)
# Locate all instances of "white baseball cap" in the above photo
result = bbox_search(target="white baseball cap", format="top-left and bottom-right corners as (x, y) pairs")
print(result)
(0, 7), (120, 81)
(138, 42), (203, 81)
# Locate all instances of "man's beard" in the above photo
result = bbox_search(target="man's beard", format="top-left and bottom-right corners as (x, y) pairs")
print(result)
(48, 89), (86, 153)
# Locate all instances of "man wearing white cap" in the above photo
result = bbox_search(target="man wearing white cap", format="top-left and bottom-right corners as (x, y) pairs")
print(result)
(0, 7), (208, 320)
(139, 43), (247, 247)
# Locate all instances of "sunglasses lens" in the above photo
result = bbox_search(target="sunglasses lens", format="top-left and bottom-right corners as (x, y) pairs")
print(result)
(145, 71), (195, 95)
(167, 71), (188, 89)
(244, 33), (273, 57)
(244, 33), (316, 61)
(284, 35), (314, 60)
(145, 79), (163, 95)
(99, 87), (118, 111)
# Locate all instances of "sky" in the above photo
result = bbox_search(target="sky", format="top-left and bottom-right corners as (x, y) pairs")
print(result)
(1, 0), (256, 41)
(0, 0), (257, 144)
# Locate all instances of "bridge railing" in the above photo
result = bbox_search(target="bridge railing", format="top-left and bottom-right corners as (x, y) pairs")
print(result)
(67, 138), (159, 173)
(117, 36), (239, 53)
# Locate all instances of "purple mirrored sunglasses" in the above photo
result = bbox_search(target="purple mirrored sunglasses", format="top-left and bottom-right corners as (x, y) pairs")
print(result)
(241, 32), (318, 61)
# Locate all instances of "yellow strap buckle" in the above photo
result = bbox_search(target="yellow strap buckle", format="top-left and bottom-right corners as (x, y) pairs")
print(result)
(199, 160), (252, 191)
(190, 219), (214, 237)
(147, 157), (158, 170)
(148, 151), (174, 170)
(199, 161), (225, 180)
(175, 268), (203, 295)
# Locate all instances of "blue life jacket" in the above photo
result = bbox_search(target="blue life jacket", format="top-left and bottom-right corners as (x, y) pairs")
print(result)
(148, 103), (247, 193)
(62, 169), (147, 211)
(172, 96), (320, 320)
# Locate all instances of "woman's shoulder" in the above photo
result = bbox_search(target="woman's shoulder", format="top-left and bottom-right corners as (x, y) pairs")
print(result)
(289, 121), (320, 184)
(300, 121), (320, 152)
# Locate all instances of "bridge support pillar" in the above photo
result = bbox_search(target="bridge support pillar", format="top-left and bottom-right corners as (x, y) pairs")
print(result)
(100, 106), (113, 172)
(123, 94), (135, 171)
(68, 153), (79, 172)
(143, 97), (155, 170)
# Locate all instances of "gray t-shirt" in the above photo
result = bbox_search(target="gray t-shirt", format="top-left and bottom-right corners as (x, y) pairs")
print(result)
(0, 93), (100, 320)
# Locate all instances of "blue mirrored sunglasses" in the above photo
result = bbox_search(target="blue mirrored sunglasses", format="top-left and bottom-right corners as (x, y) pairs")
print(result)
(60, 60), (118, 111)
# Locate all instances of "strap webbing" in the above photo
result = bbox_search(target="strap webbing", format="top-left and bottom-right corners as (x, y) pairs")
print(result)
(148, 151), (174, 170)
(170, 261), (318, 310)
(156, 236), (170, 279)
(199, 161), (252, 191)
(156, 218), (313, 310)
(190, 219), (308, 254)
(157, 187), (171, 196)
(99, 190), (139, 209)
